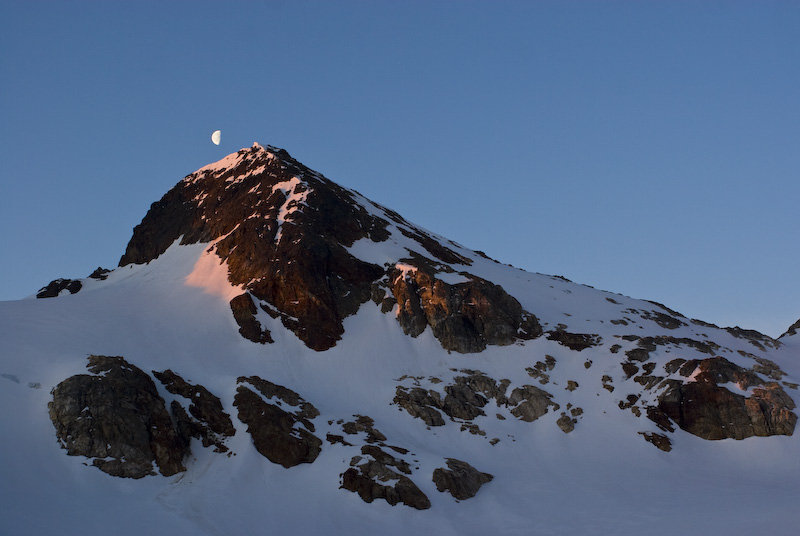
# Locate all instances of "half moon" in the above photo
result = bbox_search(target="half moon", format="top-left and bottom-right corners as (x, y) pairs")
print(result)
(211, 130), (221, 145)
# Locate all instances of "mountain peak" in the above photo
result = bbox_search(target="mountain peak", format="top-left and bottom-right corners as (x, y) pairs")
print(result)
(4, 144), (798, 535)
(120, 144), (390, 349)
(193, 143), (291, 176)
(119, 145), (539, 351)
(120, 143), (387, 265)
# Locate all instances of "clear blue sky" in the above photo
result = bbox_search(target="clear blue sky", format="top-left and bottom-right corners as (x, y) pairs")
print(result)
(1, 1), (798, 337)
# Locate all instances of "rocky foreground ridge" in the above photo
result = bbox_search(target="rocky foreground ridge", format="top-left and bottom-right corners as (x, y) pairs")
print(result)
(37, 144), (798, 511)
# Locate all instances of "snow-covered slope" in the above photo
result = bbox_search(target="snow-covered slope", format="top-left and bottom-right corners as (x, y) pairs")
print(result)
(1, 145), (798, 535)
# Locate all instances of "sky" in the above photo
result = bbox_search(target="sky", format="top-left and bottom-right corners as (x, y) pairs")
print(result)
(1, 0), (798, 337)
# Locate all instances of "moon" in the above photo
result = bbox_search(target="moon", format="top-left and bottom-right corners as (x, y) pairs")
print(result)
(211, 130), (221, 145)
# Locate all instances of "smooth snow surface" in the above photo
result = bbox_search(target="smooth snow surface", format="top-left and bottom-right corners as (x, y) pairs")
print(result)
(1, 235), (798, 536)
(184, 241), (245, 301)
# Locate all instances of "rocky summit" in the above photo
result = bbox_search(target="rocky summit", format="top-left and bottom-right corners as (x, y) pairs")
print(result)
(118, 143), (541, 353)
(2, 144), (799, 535)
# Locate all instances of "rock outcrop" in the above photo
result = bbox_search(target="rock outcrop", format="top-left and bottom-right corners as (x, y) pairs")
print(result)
(394, 370), (561, 438)
(432, 458), (493, 500)
(229, 292), (273, 344)
(331, 414), (430, 509)
(395, 371), (513, 427)
(656, 356), (797, 440)
(639, 432), (672, 452)
(393, 386), (447, 427)
(152, 369), (236, 453)
(546, 330), (601, 351)
(556, 413), (576, 433)
(341, 445), (431, 510)
(508, 385), (559, 422)
(234, 375), (322, 467)
(36, 268), (111, 298)
(781, 318), (800, 339)
(37, 278), (82, 298)
(387, 258), (542, 353)
(49, 356), (187, 478)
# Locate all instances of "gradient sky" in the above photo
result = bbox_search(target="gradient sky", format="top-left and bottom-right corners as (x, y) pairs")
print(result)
(1, 1), (798, 337)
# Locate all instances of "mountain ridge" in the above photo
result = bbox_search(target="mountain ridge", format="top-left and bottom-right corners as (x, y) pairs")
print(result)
(2, 144), (798, 535)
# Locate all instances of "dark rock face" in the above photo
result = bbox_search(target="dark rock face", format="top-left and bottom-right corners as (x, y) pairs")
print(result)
(152, 369), (235, 452)
(229, 293), (273, 344)
(37, 278), (82, 298)
(88, 267), (111, 280)
(395, 371), (562, 436)
(36, 268), (112, 298)
(119, 145), (387, 351)
(394, 387), (446, 426)
(341, 445), (431, 510)
(656, 357), (797, 440)
(508, 385), (559, 422)
(639, 432), (672, 452)
(442, 382), (489, 420)
(623, 336), (718, 363)
(725, 326), (781, 350)
(432, 458), (493, 500)
(331, 414), (430, 509)
(48, 356), (187, 478)
(233, 376), (322, 467)
(388, 260), (542, 353)
(640, 309), (686, 330)
(780, 318), (800, 339)
(341, 415), (387, 443)
(556, 413), (576, 433)
(546, 330), (601, 351)
(395, 371), (513, 428)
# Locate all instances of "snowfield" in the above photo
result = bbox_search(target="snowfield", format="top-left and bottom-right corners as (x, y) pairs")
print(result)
(1, 237), (798, 536)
